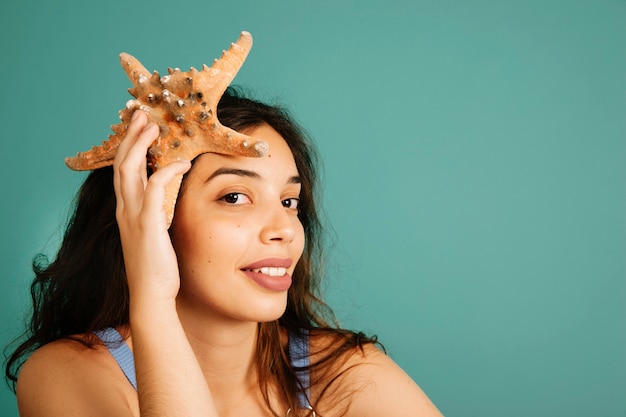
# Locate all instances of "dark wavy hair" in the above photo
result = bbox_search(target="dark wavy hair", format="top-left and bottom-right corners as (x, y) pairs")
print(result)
(5, 87), (378, 416)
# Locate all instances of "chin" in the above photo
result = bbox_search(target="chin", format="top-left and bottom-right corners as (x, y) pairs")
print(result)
(247, 296), (288, 323)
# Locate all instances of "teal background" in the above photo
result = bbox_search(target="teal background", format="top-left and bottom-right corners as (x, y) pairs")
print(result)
(1, 0), (624, 416)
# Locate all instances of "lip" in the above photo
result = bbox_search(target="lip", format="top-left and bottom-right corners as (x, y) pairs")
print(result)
(241, 257), (293, 270)
(241, 258), (293, 291)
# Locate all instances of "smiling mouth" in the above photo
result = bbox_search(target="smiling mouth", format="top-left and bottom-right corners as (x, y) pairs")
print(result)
(243, 267), (288, 277)
(241, 267), (292, 291)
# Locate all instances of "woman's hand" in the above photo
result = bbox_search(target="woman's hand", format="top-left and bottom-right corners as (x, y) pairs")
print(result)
(113, 110), (191, 307)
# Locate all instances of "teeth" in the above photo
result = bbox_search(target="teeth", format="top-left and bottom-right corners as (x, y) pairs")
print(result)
(248, 267), (287, 276)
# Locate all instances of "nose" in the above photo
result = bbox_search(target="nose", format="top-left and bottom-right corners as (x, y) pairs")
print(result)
(260, 203), (297, 244)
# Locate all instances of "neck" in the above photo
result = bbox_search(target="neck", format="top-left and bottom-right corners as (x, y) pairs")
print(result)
(178, 306), (258, 374)
(176, 300), (260, 387)
(175, 301), (278, 414)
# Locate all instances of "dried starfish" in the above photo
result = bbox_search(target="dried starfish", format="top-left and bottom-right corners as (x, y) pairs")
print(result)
(65, 31), (268, 226)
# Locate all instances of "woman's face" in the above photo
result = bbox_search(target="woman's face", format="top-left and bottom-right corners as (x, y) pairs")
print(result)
(170, 123), (305, 324)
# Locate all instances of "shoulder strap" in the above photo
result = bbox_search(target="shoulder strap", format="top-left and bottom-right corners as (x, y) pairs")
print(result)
(95, 327), (138, 391)
(288, 330), (312, 410)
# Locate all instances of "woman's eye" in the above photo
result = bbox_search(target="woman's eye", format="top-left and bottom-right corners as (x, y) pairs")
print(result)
(282, 198), (300, 209)
(219, 193), (250, 205)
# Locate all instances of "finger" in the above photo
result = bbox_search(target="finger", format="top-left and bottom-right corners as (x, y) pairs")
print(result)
(141, 160), (192, 226)
(116, 124), (160, 217)
(114, 110), (148, 165)
(113, 110), (148, 198)
(115, 121), (160, 218)
(119, 122), (159, 180)
(113, 110), (148, 175)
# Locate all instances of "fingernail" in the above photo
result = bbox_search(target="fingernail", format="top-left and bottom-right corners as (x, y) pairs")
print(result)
(131, 110), (141, 121)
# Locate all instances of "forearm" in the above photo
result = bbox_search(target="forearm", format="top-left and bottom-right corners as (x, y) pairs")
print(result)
(130, 300), (218, 417)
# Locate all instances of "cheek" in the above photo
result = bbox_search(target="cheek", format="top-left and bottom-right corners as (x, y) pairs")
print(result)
(172, 219), (212, 267)
(175, 220), (253, 266)
(294, 223), (306, 258)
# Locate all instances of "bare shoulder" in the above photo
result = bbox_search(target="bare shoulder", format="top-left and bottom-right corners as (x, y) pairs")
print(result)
(17, 337), (138, 417)
(308, 332), (443, 417)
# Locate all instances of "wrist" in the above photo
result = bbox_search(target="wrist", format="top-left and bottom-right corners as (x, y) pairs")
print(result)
(129, 296), (179, 327)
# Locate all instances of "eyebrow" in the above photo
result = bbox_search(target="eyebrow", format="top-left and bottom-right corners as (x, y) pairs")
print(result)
(205, 167), (301, 184)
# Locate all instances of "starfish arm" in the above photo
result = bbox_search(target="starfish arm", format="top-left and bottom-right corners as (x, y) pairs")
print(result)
(195, 31), (253, 111)
(64, 134), (122, 170)
(120, 53), (154, 97)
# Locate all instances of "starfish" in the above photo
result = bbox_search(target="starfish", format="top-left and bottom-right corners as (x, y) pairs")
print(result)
(65, 31), (267, 226)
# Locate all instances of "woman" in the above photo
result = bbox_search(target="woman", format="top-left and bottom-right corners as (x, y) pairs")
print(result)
(6, 88), (443, 416)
